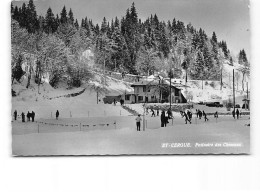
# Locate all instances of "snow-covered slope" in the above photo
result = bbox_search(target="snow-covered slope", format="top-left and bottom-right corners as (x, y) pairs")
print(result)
(12, 73), (134, 118)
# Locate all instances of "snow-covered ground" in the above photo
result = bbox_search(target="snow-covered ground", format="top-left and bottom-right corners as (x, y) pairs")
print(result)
(11, 60), (250, 155)
(12, 115), (250, 155)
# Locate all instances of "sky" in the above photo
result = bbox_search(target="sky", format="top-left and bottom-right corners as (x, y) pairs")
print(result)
(12, 0), (251, 59)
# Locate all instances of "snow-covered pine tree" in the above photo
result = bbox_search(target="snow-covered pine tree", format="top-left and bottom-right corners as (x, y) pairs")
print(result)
(45, 7), (56, 34)
(68, 8), (74, 24)
(60, 6), (68, 24)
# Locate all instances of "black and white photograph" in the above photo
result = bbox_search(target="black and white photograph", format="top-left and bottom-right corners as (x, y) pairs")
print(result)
(11, 0), (251, 156)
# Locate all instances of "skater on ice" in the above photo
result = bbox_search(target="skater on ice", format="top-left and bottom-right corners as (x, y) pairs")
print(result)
(214, 111), (218, 118)
(151, 108), (155, 117)
(187, 110), (192, 120)
(184, 111), (191, 124)
(203, 111), (209, 121)
(198, 110), (203, 119)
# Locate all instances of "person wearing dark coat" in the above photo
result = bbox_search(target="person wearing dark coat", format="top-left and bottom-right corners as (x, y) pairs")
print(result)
(203, 111), (209, 121)
(31, 111), (35, 122)
(187, 110), (192, 120)
(161, 111), (166, 127)
(151, 109), (155, 117)
(236, 109), (240, 119)
(21, 112), (25, 122)
(14, 110), (17, 121)
(232, 110), (235, 119)
(27, 111), (30, 122)
(196, 109), (199, 118)
(214, 111), (218, 118)
(197, 110), (202, 119)
(56, 110), (59, 120)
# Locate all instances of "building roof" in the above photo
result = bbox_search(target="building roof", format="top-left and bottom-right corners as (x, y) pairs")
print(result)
(131, 79), (189, 89)
(131, 80), (159, 87)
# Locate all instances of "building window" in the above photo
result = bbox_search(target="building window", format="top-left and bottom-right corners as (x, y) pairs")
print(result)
(138, 96), (143, 101)
(143, 86), (146, 92)
(136, 87), (139, 93)
(125, 95), (130, 100)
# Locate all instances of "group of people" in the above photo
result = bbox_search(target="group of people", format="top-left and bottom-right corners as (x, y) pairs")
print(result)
(180, 110), (193, 124)
(13, 110), (60, 122)
(13, 110), (35, 122)
(150, 108), (160, 117)
(195, 109), (209, 122)
(160, 110), (172, 127)
(135, 108), (173, 130)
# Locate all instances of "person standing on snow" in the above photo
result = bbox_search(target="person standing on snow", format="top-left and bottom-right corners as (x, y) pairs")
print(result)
(31, 111), (35, 122)
(27, 111), (30, 122)
(14, 110), (17, 121)
(236, 109), (240, 119)
(232, 110), (235, 119)
(161, 111), (166, 127)
(135, 114), (142, 131)
(56, 110), (59, 120)
(21, 112), (25, 122)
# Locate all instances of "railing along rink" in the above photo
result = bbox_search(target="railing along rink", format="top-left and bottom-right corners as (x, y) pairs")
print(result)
(12, 119), (117, 135)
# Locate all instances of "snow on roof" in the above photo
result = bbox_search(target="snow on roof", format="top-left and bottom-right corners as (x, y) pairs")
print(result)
(131, 80), (158, 86)
(130, 79), (187, 89)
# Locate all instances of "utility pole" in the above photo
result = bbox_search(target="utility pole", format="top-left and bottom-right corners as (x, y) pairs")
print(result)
(246, 82), (248, 99)
(170, 51), (174, 110)
(220, 68), (223, 90)
(114, 59), (116, 71)
(97, 89), (98, 104)
(170, 65), (172, 110)
(233, 69), (235, 112)
(170, 75), (172, 110)
(103, 60), (106, 85)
